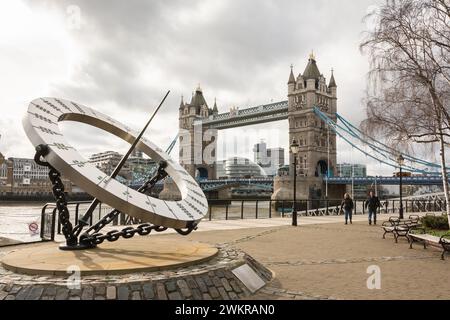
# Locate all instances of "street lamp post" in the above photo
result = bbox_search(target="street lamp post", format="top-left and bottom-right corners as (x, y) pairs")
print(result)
(397, 154), (405, 219)
(291, 138), (300, 227)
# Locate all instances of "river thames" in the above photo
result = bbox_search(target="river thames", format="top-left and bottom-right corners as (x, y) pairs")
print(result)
(0, 202), (45, 244)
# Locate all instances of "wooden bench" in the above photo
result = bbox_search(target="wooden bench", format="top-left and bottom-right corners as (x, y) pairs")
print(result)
(408, 227), (450, 260)
(382, 216), (421, 243)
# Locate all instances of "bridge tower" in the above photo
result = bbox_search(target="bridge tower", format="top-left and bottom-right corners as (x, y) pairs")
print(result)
(273, 53), (339, 200)
(178, 85), (217, 180)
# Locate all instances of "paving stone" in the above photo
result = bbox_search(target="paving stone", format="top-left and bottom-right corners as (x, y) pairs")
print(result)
(228, 291), (239, 300)
(106, 286), (117, 300)
(202, 275), (214, 287)
(69, 296), (81, 300)
(55, 288), (69, 300)
(176, 280), (192, 298)
(15, 286), (31, 300)
(117, 285), (129, 300)
(202, 293), (212, 300)
(95, 286), (106, 295)
(130, 284), (141, 291)
(229, 280), (243, 293)
(208, 287), (220, 299)
(186, 277), (198, 290)
(221, 278), (233, 292)
(212, 276), (223, 288)
(0, 291), (8, 300)
(142, 283), (155, 300)
(69, 288), (82, 297)
(41, 296), (54, 300)
(95, 296), (106, 300)
(215, 270), (225, 278)
(195, 277), (209, 293)
(218, 287), (230, 300)
(2, 284), (13, 292)
(131, 291), (141, 300)
(5, 295), (15, 300)
(81, 286), (94, 300)
(26, 286), (44, 300)
(191, 288), (202, 300)
(156, 283), (168, 300)
(238, 292), (248, 299)
(43, 286), (57, 296)
(168, 291), (183, 300)
(165, 281), (177, 292)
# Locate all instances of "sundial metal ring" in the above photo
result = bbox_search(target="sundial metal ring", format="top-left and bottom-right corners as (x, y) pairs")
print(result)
(23, 97), (208, 230)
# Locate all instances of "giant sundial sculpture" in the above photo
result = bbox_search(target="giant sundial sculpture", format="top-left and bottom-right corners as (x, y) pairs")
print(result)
(0, 91), (273, 300)
(21, 91), (209, 250)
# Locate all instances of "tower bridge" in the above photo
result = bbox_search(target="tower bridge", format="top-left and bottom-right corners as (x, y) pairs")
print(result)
(198, 100), (289, 130)
(177, 53), (338, 201)
(163, 52), (445, 201)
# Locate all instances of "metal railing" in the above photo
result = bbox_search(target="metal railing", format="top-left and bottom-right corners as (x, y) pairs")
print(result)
(205, 198), (448, 221)
(40, 201), (141, 240)
(39, 198), (448, 241)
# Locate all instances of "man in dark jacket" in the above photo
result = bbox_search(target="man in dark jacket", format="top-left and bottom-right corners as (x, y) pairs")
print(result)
(340, 193), (354, 225)
(365, 191), (381, 225)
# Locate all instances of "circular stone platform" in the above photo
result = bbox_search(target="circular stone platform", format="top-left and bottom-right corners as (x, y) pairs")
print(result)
(1, 238), (218, 276)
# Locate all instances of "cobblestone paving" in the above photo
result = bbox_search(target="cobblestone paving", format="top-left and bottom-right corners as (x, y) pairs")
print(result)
(0, 244), (273, 300)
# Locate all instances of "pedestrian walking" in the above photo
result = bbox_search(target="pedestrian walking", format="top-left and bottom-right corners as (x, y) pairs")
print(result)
(365, 190), (381, 225)
(340, 193), (354, 225)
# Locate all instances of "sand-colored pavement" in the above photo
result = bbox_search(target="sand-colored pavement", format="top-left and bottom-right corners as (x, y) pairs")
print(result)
(153, 215), (449, 300)
(1, 213), (448, 300)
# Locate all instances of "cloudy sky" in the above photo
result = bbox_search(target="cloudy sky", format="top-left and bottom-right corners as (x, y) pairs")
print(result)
(1, 0), (422, 176)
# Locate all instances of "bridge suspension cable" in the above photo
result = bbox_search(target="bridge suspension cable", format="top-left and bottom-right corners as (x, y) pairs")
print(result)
(313, 107), (443, 175)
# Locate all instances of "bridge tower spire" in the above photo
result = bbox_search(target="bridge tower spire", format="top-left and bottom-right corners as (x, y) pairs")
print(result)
(179, 86), (217, 181)
(276, 53), (338, 200)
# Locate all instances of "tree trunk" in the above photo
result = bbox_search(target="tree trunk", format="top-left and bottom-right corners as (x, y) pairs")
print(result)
(437, 128), (450, 227)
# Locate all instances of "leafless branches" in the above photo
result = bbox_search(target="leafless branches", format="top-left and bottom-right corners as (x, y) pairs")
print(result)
(360, 0), (450, 222)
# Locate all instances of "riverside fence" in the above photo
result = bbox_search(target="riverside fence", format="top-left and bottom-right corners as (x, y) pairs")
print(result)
(38, 198), (449, 241)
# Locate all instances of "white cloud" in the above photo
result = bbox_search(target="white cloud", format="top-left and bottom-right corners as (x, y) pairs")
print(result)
(1, 0), (425, 177)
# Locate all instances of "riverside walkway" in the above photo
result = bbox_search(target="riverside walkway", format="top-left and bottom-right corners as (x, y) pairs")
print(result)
(1, 212), (448, 300)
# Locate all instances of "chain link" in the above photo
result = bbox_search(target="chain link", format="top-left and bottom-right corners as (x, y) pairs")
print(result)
(35, 145), (196, 247)
(35, 145), (77, 246)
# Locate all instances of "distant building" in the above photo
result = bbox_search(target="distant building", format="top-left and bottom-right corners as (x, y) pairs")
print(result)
(225, 157), (266, 178)
(0, 153), (7, 185)
(89, 150), (156, 184)
(89, 151), (132, 180)
(253, 141), (285, 176)
(215, 160), (227, 179)
(0, 155), (72, 197)
(336, 163), (368, 200)
(337, 163), (367, 178)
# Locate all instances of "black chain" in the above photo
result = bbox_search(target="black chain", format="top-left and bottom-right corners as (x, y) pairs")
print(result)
(35, 145), (77, 246)
(78, 160), (190, 247)
(83, 224), (168, 245)
(35, 145), (197, 248)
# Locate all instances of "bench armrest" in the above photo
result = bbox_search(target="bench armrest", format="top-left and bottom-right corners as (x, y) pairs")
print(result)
(408, 226), (426, 235)
(440, 233), (450, 244)
(382, 221), (394, 227)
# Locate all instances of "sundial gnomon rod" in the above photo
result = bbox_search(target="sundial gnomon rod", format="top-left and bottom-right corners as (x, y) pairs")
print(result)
(73, 90), (171, 235)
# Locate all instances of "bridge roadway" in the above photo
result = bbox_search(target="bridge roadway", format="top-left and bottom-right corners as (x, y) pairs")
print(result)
(129, 176), (444, 192)
(195, 100), (289, 130)
(198, 176), (444, 191)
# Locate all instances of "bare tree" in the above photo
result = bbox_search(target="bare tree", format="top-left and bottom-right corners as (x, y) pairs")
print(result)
(360, 0), (450, 225)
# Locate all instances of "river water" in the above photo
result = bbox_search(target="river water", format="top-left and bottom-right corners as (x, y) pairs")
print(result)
(0, 202), (46, 244)
(0, 200), (278, 245)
